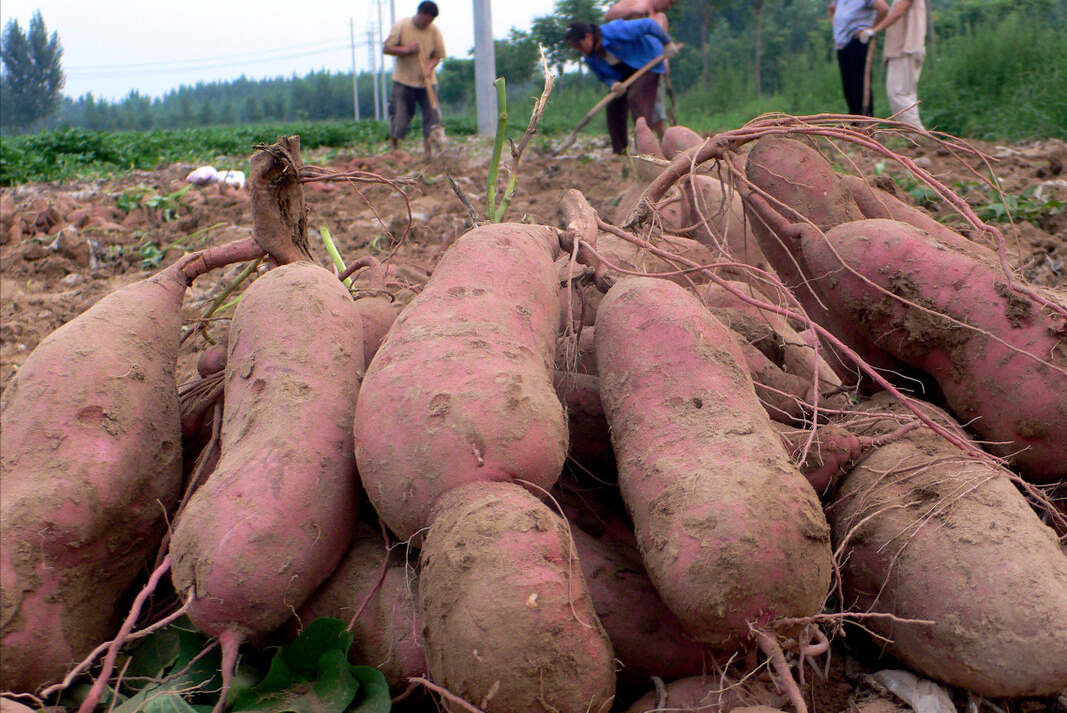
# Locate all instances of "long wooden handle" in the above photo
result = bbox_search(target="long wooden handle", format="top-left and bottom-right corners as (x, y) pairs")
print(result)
(418, 54), (440, 110)
(553, 51), (670, 155)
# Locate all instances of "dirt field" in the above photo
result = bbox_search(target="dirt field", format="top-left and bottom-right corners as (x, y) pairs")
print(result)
(2, 131), (1065, 393)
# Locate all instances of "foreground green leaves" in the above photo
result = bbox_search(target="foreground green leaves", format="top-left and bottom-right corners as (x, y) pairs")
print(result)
(83, 617), (389, 713)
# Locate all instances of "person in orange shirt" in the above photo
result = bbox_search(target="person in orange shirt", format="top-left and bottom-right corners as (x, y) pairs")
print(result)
(384, 1), (446, 153)
(860, 0), (927, 129)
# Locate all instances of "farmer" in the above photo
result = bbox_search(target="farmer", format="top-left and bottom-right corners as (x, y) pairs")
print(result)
(860, 0), (927, 129)
(603, 0), (679, 134)
(565, 19), (679, 155)
(383, 0), (446, 154)
(828, 0), (888, 117)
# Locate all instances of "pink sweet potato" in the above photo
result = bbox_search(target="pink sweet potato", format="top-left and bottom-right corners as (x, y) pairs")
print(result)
(624, 674), (785, 713)
(680, 174), (766, 270)
(595, 276), (832, 648)
(804, 218), (1067, 481)
(554, 371), (615, 474)
(353, 294), (401, 366)
(296, 522), (426, 690)
(633, 116), (667, 183)
(170, 261), (364, 648)
(570, 523), (722, 681)
(828, 394), (1067, 696)
(353, 223), (568, 543)
(743, 136), (913, 385)
(0, 241), (261, 693)
(418, 481), (616, 713)
(660, 125), (704, 160)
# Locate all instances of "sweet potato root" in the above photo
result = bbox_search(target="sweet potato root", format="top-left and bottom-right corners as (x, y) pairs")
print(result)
(805, 218), (1067, 481)
(354, 223), (567, 543)
(828, 394), (1067, 696)
(171, 261), (364, 644)
(595, 276), (832, 648)
(0, 240), (262, 693)
(418, 481), (616, 713)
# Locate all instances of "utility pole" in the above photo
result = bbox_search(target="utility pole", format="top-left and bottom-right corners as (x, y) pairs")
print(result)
(473, 0), (498, 135)
(377, 0), (388, 120)
(368, 29), (380, 121)
(350, 18), (361, 121)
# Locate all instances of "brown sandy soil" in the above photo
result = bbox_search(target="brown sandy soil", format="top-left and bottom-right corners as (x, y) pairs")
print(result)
(1, 129), (1065, 712)
(2, 132), (1063, 393)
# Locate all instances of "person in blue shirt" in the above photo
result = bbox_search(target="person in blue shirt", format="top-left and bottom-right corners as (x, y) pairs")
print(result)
(565, 19), (679, 155)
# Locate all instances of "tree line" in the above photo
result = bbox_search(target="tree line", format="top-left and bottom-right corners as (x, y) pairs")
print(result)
(2, 0), (1064, 138)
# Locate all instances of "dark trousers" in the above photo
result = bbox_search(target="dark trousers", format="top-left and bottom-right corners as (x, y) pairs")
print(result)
(604, 71), (660, 155)
(389, 82), (442, 140)
(837, 36), (874, 117)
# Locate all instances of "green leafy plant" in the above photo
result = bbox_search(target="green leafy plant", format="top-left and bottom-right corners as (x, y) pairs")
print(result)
(230, 618), (390, 713)
(76, 617), (390, 713)
(974, 185), (1065, 224)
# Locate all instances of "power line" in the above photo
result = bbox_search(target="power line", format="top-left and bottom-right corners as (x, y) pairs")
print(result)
(65, 43), (381, 79)
(67, 37), (354, 71)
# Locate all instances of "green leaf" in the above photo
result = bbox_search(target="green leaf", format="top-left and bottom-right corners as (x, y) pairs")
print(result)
(282, 619), (355, 680)
(232, 650), (357, 713)
(347, 668), (391, 713)
(231, 619), (369, 713)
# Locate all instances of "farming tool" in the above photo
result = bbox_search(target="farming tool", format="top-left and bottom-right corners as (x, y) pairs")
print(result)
(419, 54), (448, 151)
(553, 50), (672, 156)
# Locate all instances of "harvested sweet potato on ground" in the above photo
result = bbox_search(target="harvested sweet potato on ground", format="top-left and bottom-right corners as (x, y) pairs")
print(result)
(418, 481), (616, 713)
(828, 394), (1067, 696)
(354, 223), (568, 544)
(595, 276), (832, 649)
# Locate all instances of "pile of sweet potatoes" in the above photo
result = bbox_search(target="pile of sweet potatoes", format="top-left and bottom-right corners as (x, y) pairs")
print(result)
(2, 125), (1066, 713)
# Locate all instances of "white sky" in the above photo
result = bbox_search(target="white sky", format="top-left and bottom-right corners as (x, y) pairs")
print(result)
(2, 0), (559, 102)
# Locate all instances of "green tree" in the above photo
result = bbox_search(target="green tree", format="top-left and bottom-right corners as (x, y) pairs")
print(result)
(494, 28), (540, 87)
(1, 11), (65, 132)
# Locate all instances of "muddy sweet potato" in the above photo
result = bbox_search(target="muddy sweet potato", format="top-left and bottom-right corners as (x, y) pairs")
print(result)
(0, 239), (262, 693)
(296, 522), (426, 690)
(743, 136), (913, 385)
(170, 261), (364, 654)
(828, 394), (1067, 696)
(595, 276), (833, 648)
(353, 223), (568, 544)
(570, 523), (722, 681)
(804, 218), (1067, 481)
(418, 481), (616, 713)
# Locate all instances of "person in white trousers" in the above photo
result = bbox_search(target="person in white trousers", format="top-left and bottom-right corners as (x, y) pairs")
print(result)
(861, 0), (927, 129)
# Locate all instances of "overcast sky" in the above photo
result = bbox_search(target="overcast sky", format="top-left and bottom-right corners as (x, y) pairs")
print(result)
(1, 0), (559, 102)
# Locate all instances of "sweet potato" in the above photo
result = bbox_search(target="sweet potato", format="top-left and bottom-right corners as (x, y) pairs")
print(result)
(171, 261), (364, 647)
(695, 281), (843, 392)
(660, 125), (704, 160)
(418, 481), (616, 713)
(554, 371), (615, 474)
(595, 277), (833, 648)
(296, 522), (426, 690)
(0, 241), (261, 693)
(354, 223), (567, 543)
(680, 174), (766, 270)
(839, 174), (995, 257)
(353, 294), (401, 366)
(633, 116), (666, 183)
(570, 523), (722, 681)
(743, 136), (913, 385)
(828, 394), (1067, 696)
(804, 218), (1067, 481)
(624, 674), (785, 713)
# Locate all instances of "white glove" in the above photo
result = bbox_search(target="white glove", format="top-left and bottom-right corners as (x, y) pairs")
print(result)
(610, 82), (625, 95)
(859, 29), (875, 43)
(663, 41), (680, 59)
